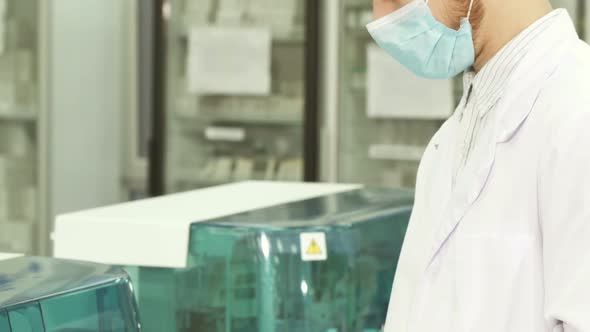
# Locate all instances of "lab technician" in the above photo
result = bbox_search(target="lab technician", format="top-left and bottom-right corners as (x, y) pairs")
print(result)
(369, 0), (590, 331)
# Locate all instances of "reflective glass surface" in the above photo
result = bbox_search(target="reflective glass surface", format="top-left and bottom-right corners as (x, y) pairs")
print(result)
(133, 188), (414, 332)
(0, 257), (140, 332)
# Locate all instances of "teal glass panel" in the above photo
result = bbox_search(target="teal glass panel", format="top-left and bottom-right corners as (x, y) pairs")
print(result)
(134, 188), (413, 332)
(0, 257), (141, 332)
(0, 310), (11, 331)
(41, 288), (100, 331)
(41, 282), (138, 332)
(8, 303), (45, 332)
(136, 268), (177, 332)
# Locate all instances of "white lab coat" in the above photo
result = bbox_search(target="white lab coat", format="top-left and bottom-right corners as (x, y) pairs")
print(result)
(384, 12), (590, 332)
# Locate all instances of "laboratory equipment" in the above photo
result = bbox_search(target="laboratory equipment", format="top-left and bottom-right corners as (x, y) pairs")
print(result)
(0, 256), (140, 331)
(148, 0), (321, 194)
(139, 188), (411, 332)
(53, 181), (414, 332)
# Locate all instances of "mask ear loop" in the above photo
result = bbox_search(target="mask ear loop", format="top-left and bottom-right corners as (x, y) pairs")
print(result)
(424, 0), (474, 18)
(467, 0), (475, 19)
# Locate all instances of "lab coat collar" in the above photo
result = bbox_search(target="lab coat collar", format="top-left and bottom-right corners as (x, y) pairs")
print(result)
(467, 9), (564, 117)
(424, 10), (578, 271)
(494, 9), (578, 143)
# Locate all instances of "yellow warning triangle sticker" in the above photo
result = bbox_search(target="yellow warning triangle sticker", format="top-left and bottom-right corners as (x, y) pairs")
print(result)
(306, 239), (322, 255)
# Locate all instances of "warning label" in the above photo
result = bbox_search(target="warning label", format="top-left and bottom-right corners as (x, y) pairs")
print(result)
(300, 232), (327, 261)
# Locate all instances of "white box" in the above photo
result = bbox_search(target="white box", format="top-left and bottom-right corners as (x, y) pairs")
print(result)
(276, 159), (302, 182)
(187, 27), (271, 95)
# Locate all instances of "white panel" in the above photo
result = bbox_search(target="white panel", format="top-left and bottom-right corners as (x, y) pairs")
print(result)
(54, 181), (362, 268)
(187, 27), (271, 95)
(48, 0), (125, 219)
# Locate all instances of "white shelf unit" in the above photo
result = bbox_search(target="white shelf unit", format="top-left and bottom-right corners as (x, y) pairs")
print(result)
(163, 0), (308, 194)
(0, 111), (37, 121)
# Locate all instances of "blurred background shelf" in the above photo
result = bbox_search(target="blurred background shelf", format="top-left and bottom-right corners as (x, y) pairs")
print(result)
(176, 109), (302, 126)
(178, 26), (306, 44)
(154, 0), (312, 195)
(0, 111), (37, 121)
(368, 144), (426, 162)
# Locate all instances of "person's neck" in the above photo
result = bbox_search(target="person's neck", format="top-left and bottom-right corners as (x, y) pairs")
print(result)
(473, 0), (553, 72)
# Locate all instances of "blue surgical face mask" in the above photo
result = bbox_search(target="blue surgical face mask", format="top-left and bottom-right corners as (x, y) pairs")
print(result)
(367, 0), (476, 79)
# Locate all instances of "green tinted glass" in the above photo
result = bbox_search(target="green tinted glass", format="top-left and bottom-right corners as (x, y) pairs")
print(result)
(0, 257), (140, 332)
(0, 310), (9, 330)
(41, 283), (136, 332)
(8, 303), (44, 332)
(133, 188), (413, 332)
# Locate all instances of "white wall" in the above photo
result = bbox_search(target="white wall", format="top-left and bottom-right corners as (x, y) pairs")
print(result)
(47, 0), (131, 232)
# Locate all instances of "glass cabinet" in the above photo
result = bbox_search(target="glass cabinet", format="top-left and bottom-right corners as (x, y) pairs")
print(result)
(160, 0), (313, 193)
(324, 0), (588, 189)
(0, 0), (40, 254)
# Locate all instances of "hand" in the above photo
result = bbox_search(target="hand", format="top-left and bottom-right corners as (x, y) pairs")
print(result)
(373, 0), (412, 19)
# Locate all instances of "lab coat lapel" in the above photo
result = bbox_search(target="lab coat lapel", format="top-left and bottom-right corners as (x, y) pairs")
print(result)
(423, 12), (579, 270)
(426, 112), (497, 270)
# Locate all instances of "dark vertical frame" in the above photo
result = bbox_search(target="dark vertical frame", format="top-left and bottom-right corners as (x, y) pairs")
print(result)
(148, 0), (167, 196)
(304, 0), (321, 182)
(138, 0), (155, 159)
(578, 0), (586, 40)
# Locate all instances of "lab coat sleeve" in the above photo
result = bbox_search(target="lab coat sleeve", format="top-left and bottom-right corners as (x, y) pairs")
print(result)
(538, 109), (590, 331)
